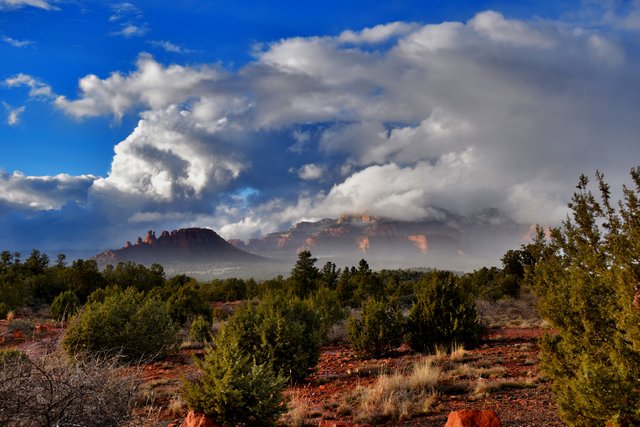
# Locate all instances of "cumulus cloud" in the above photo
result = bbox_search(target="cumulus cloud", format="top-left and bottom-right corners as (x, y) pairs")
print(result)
(0, 0), (58, 11)
(6, 10), (640, 255)
(91, 105), (245, 202)
(55, 54), (225, 119)
(0, 172), (95, 211)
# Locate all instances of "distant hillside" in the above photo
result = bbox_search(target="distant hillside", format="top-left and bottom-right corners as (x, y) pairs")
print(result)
(95, 227), (264, 270)
(229, 211), (528, 271)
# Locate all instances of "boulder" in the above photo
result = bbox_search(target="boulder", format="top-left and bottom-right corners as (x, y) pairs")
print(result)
(445, 409), (502, 427)
(179, 411), (218, 427)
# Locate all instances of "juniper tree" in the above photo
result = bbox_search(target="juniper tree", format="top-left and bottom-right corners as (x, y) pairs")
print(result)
(530, 169), (640, 426)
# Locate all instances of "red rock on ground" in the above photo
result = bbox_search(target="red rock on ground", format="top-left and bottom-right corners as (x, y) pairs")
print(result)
(445, 409), (502, 427)
(318, 422), (371, 427)
(179, 411), (219, 427)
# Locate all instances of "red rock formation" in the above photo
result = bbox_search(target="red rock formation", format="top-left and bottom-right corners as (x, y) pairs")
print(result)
(178, 411), (219, 427)
(445, 409), (502, 427)
(408, 234), (429, 254)
(95, 227), (263, 268)
(357, 236), (370, 254)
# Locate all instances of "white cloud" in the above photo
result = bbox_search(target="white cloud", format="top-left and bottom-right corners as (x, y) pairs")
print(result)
(338, 22), (418, 44)
(5, 73), (54, 98)
(55, 54), (225, 119)
(91, 105), (245, 202)
(1, 35), (33, 47)
(11, 10), (640, 252)
(297, 163), (325, 181)
(148, 40), (194, 53)
(468, 10), (554, 47)
(109, 2), (140, 22)
(0, 0), (58, 11)
(2, 102), (26, 125)
(111, 24), (148, 38)
(0, 172), (95, 210)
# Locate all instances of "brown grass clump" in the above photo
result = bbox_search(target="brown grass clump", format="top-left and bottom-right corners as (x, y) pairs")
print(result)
(352, 358), (440, 423)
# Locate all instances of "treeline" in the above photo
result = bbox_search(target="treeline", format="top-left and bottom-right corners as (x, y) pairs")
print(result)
(0, 243), (536, 425)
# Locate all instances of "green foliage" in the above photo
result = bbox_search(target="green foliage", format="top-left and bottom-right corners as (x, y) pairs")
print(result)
(348, 298), (405, 358)
(0, 302), (8, 319)
(306, 287), (347, 342)
(102, 261), (165, 293)
(407, 271), (481, 353)
(63, 287), (177, 362)
(289, 250), (320, 298)
(530, 170), (640, 426)
(164, 283), (213, 326)
(221, 293), (323, 382)
(189, 315), (212, 343)
(200, 277), (256, 302)
(181, 333), (286, 426)
(50, 290), (80, 321)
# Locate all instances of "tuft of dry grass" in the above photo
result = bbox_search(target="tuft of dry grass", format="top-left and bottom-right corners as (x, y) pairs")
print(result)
(281, 394), (313, 427)
(352, 358), (441, 423)
(449, 343), (468, 362)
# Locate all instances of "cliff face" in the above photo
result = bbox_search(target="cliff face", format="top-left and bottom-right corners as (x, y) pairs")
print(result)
(230, 212), (528, 270)
(95, 227), (263, 267)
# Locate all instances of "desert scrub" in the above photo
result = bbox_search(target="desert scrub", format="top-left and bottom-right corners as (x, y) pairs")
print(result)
(63, 287), (177, 362)
(188, 315), (212, 343)
(50, 289), (80, 321)
(220, 293), (322, 382)
(0, 348), (141, 426)
(181, 332), (286, 426)
(407, 271), (481, 353)
(348, 298), (404, 358)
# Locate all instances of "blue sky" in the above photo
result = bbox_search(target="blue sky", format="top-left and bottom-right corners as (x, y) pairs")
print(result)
(1, 0), (640, 264)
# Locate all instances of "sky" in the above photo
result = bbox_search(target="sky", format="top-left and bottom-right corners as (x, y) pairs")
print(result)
(1, 0), (640, 258)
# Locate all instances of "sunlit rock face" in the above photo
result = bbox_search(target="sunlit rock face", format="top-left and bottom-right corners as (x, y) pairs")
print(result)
(229, 211), (528, 271)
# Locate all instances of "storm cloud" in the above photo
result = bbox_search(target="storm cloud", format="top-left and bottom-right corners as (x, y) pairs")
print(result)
(4, 10), (640, 265)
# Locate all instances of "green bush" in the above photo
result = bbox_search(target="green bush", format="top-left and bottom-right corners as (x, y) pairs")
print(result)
(50, 290), (80, 321)
(407, 271), (481, 353)
(165, 283), (213, 326)
(181, 332), (286, 426)
(188, 315), (212, 343)
(529, 170), (640, 426)
(221, 293), (323, 382)
(348, 298), (405, 358)
(306, 287), (347, 342)
(63, 287), (177, 362)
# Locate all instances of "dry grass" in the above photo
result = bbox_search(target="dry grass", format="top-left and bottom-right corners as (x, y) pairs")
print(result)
(446, 363), (506, 380)
(351, 358), (441, 423)
(476, 293), (545, 329)
(449, 343), (468, 362)
(471, 376), (540, 400)
(281, 394), (311, 427)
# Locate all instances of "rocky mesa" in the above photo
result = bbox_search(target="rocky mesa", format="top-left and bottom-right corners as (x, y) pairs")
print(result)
(95, 227), (264, 268)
